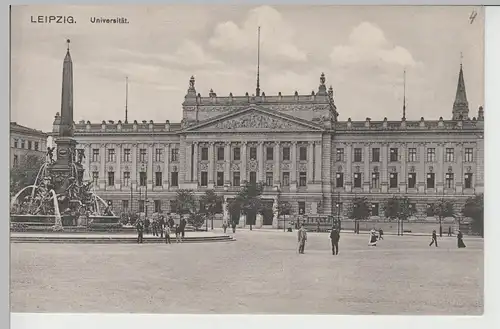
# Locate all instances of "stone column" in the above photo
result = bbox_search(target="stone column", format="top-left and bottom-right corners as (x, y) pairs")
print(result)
(99, 143), (106, 189)
(147, 143), (154, 189)
(185, 142), (192, 182)
(224, 142), (231, 185)
(163, 143), (170, 189)
(363, 143), (370, 192)
(274, 142), (280, 186)
(208, 142), (215, 186)
(399, 144), (407, 193)
(418, 143), (426, 193)
(380, 143), (388, 193)
(193, 141), (199, 186)
(345, 143), (353, 192)
(290, 141), (297, 190)
(476, 139), (484, 193)
(258, 141), (264, 182)
(132, 144), (137, 188)
(241, 141), (247, 184)
(116, 144), (121, 189)
(85, 144), (91, 181)
(456, 143), (463, 193)
(307, 141), (314, 183)
(314, 141), (322, 183)
(436, 143), (444, 193)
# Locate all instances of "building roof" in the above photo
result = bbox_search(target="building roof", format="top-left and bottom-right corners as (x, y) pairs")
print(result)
(10, 122), (49, 137)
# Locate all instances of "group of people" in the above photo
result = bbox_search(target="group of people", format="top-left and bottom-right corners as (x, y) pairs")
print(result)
(429, 229), (466, 248)
(296, 223), (341, 255)
(135, 215), (187, 244)
(296, 223), (468, 254)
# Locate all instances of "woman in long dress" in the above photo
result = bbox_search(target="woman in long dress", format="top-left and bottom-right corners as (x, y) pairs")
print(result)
(368, 229), (378, 246)
(457, 230), (466, 248)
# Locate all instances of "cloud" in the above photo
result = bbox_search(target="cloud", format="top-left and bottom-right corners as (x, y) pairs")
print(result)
(330, 22), (417, 67)
(208, 6), (307, 62)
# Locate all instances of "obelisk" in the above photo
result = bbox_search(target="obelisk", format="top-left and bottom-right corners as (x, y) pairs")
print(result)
(50, 39), (78, 195)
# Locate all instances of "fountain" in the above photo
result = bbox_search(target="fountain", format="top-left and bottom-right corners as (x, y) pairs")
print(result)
(10, 39), (120, 232)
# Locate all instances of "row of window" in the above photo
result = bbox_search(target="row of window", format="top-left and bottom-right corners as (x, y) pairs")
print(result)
(92, 148), (179, 163)
(334, 172), (474, 189)
(91, 146), (476, 164)
(12, 139), (40, 151)
(95, 170), (475, 190)
(336, 147), (474, 163)
(94, 171), (309, 188)
(91, 146), (309, 163)
(95, 171), (179, 187)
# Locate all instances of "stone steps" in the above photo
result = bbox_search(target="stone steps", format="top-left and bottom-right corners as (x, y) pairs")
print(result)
(10, 235), (235, 244)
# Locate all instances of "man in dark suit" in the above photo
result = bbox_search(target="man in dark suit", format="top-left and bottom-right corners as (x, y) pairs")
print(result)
(330, 228), (340, 255)
(136, 220), (144, 244)
(159, 216), (166, 238)
(429, 229), (438, 247)
(180, 217), (187, 238)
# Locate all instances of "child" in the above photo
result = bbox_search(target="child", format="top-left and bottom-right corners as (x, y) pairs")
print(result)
(164, 224), (171, 244)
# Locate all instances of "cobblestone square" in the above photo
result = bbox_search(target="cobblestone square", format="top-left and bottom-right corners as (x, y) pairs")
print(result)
(10, 231), (483, 315)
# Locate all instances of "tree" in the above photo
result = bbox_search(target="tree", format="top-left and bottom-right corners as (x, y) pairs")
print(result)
(228, 182), (265, 230)
(199, 189), (224, 231)
(10, 154), (45, 196)
(172, 189), (200, 227)
(462, 194), (484, 237)
(350, 197), (371, 234)
(383, 196), (416, 235)
(428, 199), (456, 237)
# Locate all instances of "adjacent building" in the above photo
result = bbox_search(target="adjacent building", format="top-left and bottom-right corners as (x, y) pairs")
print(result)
(51, 47), (484, 228)
(10, 122), (48, 168)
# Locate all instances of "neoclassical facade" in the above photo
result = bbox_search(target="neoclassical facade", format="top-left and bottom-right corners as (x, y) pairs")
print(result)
(10, 122), (48, 168)
(52, 64), (484, 228)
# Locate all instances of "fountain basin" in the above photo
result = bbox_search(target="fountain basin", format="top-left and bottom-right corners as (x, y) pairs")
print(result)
(10, 214), (122, 232)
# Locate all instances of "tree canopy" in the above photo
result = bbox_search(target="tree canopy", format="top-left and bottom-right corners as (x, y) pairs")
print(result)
(462, 194), (483, 237)
(350, 197), (371, 220)
(10, 154), (45, 196)
(383, 196), (416, 221)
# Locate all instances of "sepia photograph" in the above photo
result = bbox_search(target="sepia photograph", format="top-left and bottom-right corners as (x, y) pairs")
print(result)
(9, 4), (484, 315)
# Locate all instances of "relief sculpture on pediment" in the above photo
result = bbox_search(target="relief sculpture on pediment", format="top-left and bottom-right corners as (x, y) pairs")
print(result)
(213, 113), (297, 130)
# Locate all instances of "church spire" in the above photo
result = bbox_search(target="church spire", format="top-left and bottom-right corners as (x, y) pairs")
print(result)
(60, 39), (74, 136)
(452, 58), (469, 120)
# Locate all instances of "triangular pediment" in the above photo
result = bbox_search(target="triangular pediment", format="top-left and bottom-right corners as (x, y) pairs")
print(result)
(184, 106), (323, 132)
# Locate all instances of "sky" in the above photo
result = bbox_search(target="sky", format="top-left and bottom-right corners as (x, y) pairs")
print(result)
(10, 5), (484, 132)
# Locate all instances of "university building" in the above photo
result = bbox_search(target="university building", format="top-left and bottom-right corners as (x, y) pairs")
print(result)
(51, 47), (484, 228)
(10, 122), (48, 168)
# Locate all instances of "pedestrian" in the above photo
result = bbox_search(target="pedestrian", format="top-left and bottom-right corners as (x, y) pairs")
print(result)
(168, 216), (174, 229)
(136, 219), (144, 244)
(145, 217), (150, 235)
(159, 216), (166, 238)
(175, 224), (182, 243)
(330, 228), (340, 255)
(457, 230), (466, 248)
(222, 222), (228, 234)
(448, 226), (452, 237)
(378, 228), (384, 240)
(368, 228), (378, 246)
(164, 224), (171, 244)
(297, 223), (308, 254)
(152, 218), (159, 237)
(231, 221), (236, 233)
(429, 229), (438, 247)
(180, 217), (187, 238)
